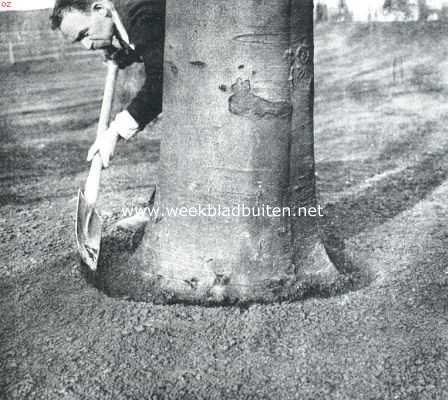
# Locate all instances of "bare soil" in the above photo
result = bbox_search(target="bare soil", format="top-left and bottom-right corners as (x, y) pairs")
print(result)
(2, 22), (448, 399)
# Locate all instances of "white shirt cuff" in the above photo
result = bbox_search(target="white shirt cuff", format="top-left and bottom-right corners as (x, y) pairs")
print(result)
(111, 110), (140, 140)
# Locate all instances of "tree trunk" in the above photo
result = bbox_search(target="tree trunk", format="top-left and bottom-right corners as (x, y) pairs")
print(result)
(132, 0), (339, 304)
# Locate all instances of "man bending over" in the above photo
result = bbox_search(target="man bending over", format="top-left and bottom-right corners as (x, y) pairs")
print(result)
(50, 0), (165, 167)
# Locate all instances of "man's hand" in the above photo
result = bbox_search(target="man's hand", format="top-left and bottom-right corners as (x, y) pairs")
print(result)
(87, 127), (120, 168)
(86, 111), (140, 168)
(104, 47), (141, 69)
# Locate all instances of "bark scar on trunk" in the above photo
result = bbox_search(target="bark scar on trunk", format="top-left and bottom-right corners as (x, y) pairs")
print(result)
(166, 61), (178, 76)
(232, 33), (289, 45)
(189, 60), (207, 68)
(228, 78), (292, 119)
(285, 44), (313, 90)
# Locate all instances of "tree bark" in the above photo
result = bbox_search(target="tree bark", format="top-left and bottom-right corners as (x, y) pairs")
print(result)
(134, 0), (339, 304)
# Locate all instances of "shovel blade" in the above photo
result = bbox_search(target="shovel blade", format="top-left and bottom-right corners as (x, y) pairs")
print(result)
(75, 189), (102, 271)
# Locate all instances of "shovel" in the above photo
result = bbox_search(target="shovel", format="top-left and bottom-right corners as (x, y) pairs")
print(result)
(75, 60), (119, 271)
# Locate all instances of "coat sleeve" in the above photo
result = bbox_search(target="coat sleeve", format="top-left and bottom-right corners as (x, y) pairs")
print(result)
(126, 8), (165, 129)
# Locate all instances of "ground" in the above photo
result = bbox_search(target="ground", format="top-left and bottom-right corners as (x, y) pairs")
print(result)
(2, 22), (448, 399)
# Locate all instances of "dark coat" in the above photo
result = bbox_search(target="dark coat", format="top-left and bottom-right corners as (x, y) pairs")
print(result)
(113, 0), (165, 129)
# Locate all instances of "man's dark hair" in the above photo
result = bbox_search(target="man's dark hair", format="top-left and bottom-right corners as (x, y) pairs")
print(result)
(50, 0), (94, 30)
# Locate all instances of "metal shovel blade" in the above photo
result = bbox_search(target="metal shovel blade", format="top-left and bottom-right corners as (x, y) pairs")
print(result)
(75, 189), (102, 271)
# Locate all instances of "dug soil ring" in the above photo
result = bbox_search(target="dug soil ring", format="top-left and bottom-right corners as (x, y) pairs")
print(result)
(81, 222), (372, 306)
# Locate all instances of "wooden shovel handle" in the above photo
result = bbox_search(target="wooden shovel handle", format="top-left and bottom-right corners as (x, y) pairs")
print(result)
(84, 60), (119, 206)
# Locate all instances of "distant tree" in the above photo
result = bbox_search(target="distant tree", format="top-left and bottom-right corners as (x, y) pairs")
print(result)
(441, 5), (448, 21)
(315, 2), (328, 23)
(383, 0), (413, 19)
(418, 0), (429, 21)
(336, 0), (352, 22)
(383, 0), (392, 9)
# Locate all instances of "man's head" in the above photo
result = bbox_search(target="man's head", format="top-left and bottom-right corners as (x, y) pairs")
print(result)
(50, 0), (115, 50)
